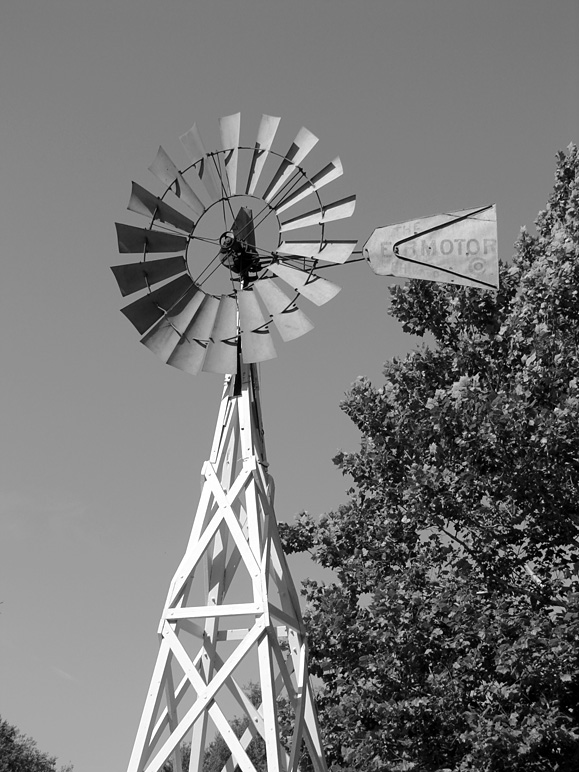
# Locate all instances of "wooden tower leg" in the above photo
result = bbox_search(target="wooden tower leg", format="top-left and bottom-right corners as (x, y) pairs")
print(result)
(126, 364), (328, 772)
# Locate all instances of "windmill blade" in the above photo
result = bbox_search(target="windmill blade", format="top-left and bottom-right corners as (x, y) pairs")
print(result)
(121, 274), (195, 334)
(140, 285), (204, 360)
(202, 295), (239, 374)
(179, 124), (222, 203)
(363, 204), (499, 289)
(111, 255), (187, 297)
(168, 338), (208, 376)
(166, 294), (220, 375)
(128, 182), (196, 233)
(277, 240), (358, 264)
(269, 262), (341, 306)
(219, 113), (241, 196)
(274, 158), (343, 215)
(242, 327), (277, 364)
(262, 127), (319, 204)
(148, 146), (205, 219)
(279, 195), (356, 233)
(237, 288), (277, 364)
(115, 223), (188, 254)
(254, 279), (314, 341)
(238, 287), (267, 331)
(246, 114), (281, 195)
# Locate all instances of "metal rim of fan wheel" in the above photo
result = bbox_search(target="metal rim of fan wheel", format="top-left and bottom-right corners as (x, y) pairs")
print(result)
(112, 113), (357, 375)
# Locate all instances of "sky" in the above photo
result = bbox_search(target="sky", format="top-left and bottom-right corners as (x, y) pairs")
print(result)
(0, 0), (577, 769)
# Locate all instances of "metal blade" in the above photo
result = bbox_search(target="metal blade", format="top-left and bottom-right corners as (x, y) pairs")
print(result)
(120, 274), (194, 334)
(148, 147), (205, 218)
(237, 287), (266, 331)
(246, 114), (281, 195)
(184, 293), (220, 340)
(167, 338), (208, 376)
(363, 204), (499, 289)
(140, 285), (204, 359)
(242, 328), (277, 364)
(219, 113), (241, 195)
(166, 294), (220, 375)
(209, 295), (238, 341)
(179, 124), (222, 202)
(277, 240), (358, 264)
(279, 195), (356, 233)
(237, 288), (277, 363)
(262, 127), (319, 203)
(115, 223), (187, 254)
(202, 295), (239, 374)
(111, 255), (187, 297)
(269, 262), (341, 306)
(275, 158), (343, 215)
(253, 279), (314, 341)
(128, 182), (196, 233)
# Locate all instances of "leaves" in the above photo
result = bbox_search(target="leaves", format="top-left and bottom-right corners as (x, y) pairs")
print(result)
(0, 717), (72, 772)
(281, 145), (579, 771)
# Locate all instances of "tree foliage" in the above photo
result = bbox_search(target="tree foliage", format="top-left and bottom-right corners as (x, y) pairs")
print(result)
(280, 145), (579, 771)
(201, 683), (266, 772)
(161, 684), (266, 772)
(0, 716), (73, 772)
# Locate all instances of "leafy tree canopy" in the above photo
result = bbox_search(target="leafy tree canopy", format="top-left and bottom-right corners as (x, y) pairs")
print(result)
(281, 144), (579, 771)
(0, 716), (73, 772)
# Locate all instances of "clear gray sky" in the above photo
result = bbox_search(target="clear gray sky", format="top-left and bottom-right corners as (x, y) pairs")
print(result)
(0, 1), (577, 770)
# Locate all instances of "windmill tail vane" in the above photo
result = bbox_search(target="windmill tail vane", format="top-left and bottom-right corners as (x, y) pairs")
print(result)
(363, 203), (499, 290)
(112, 112), (499, 772)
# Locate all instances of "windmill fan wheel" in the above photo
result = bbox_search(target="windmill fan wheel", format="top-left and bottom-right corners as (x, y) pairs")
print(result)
(112, 113), (357, 375)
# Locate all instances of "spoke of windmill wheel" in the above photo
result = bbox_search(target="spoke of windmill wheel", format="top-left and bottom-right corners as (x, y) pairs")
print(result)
(231, 168), (306, 252)
(208, 152), (236, 227)
(120, 274), (195, 334)
(128, 182), (196, 234)
(253, 279), (314, 341)
(274, 158), (343, 215)
(111, 256), (187, 297)
(202, 295), (239, 374)
(237, 288), (277, 363)
(279, 195), (356, 233)
(219, 113), (241, 196)
(192, 244), (226, 288)
(247, 167), (308, 238)
(277, 240), (358, 264)
(246, 114), (281, 195)
(115, 223), (188, 255)
(262, 127), (319, 203)
(148, 147), (205, 219)
(140, 285), (204, 360)
(179, 124), (221, 203)
(268, 262), (341, 306)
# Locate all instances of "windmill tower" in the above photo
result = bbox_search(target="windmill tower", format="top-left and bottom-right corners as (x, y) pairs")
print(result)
(112, 113), (499, 772)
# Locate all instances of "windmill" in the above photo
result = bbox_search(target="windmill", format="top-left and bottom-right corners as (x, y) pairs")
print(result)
(112, 113), (499, 772)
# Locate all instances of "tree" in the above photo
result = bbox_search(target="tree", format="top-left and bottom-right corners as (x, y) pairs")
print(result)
(0, 716), (73, 772)
(201, 683), (266, 772)
(161, 683), (266, 772)
(281, 144), (579, 771)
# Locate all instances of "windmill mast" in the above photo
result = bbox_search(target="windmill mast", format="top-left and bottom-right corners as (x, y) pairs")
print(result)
(126, 363), (327, 772)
